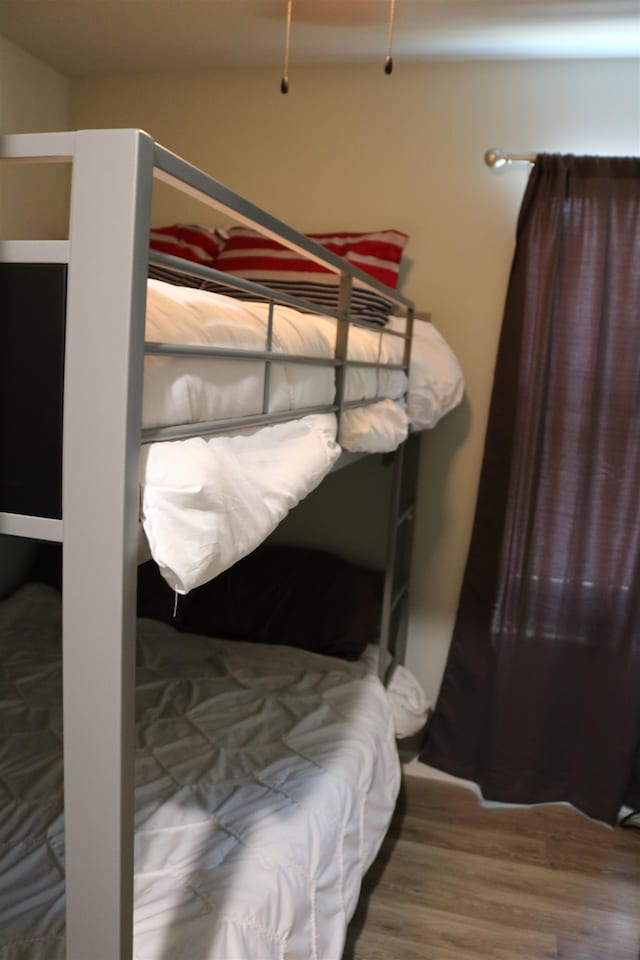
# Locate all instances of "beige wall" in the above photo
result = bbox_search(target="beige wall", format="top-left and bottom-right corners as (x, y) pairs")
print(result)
(0, 35), (70, 238)
(71, 59), (639, 702)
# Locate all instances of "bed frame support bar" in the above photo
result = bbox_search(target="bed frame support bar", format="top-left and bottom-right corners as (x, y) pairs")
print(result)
(62, 129), (154, 960)
(379, 432), (420, 682)
(153, 144), (413, 310)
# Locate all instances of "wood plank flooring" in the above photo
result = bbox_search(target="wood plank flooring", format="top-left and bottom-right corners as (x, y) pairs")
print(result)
(344, 774), (640, 960)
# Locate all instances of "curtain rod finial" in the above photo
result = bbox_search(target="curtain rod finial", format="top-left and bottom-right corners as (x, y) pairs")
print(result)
(485, 148), (508, 169)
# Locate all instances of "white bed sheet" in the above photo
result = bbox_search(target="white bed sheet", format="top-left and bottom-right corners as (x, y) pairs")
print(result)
(0, 583), (401, 960)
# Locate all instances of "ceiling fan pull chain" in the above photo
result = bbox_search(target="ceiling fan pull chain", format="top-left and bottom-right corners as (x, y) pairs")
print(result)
(281, 0), (292, 93)
(385, 0), (396, 74)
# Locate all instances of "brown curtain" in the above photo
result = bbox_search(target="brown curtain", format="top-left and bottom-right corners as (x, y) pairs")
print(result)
(421, 154), (640, 825)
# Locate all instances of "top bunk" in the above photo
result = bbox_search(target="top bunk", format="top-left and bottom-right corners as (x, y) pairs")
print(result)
(0, 128), (463, 597)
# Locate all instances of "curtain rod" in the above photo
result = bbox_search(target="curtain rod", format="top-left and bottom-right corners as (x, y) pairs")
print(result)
(484, 148), (537, 169)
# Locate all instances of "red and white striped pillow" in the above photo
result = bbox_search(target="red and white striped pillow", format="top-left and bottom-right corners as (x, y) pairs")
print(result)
(211, 227), (409, 325)
(149, 224), (228, 289)
(149, 224), (225, 265)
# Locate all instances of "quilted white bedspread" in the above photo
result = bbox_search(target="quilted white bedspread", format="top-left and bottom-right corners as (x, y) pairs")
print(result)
(0, 584), (401, 960)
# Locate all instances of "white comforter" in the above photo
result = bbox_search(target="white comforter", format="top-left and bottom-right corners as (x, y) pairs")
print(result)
(0, 584), (401, 960)
(140, 282), (464, 593)
(144, 280), (463, 439)
(141, 414), (341, 594)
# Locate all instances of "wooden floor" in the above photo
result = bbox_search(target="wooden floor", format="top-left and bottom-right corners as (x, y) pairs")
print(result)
(344, 774), (640, 960)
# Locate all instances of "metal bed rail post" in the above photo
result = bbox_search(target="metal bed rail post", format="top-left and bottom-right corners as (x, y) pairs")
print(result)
(378, 443), (404, 680)
(393, 431), (420, 668)
(334, 271), (353, 445)
(378, 431), (420, 683)
(62, 129), (154, 960)
(377, 303), (417, 681)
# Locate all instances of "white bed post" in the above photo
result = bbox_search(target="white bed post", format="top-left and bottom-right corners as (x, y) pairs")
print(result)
(62, 129), (153, 960)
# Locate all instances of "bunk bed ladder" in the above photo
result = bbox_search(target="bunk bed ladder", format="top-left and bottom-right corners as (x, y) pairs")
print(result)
(378, 431), (420, 683)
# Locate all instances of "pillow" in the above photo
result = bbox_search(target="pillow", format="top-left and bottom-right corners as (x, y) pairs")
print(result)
(149, 223), (227, 288)
(208, 227), (409, 326)
(149, 223), (225, 264)
(137, 545), (383, 662)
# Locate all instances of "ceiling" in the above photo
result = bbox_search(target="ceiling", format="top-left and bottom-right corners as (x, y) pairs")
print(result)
(0, 0), (638, 77)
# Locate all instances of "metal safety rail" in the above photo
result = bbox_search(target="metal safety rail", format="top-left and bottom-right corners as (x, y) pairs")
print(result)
(0, 128), (417, 960)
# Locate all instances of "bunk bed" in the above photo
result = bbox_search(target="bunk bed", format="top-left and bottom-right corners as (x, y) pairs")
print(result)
(0, 129), (463, 960)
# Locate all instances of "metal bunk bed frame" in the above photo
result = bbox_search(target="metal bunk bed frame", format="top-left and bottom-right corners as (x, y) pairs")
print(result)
(0, 128), (418, 960)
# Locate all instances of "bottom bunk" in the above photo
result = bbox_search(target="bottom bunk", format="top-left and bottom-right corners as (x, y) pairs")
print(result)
(0, 578), (408, 960)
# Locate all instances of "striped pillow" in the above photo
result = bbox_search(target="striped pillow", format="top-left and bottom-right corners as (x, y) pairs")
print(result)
(150, 224), (225, 264)
(210, 228), (409, 325)
(149, 224), (227, 288)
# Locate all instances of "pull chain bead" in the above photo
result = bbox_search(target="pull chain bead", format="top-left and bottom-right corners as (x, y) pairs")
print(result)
(281, 0), (292, 93)
(385, 0), (396, 74)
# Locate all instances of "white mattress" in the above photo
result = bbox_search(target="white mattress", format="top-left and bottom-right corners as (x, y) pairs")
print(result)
(143, 280), (409, 433)
(0, 583), (401, 960)
(144, 279), (464, 441)
(139, 281), (464, 593)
